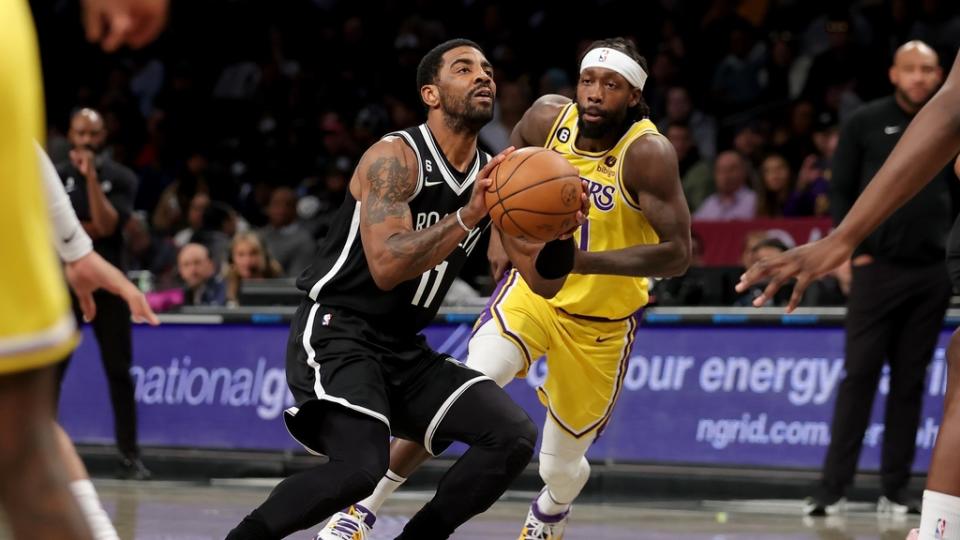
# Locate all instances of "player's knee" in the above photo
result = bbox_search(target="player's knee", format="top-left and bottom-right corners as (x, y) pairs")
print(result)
(538, 454), (589, 487)
(339, 450), (389, 501)
(491, 414), (537, 469)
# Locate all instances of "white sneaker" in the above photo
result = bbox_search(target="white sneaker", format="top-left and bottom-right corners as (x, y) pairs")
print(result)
(878, 495), (921, 515)
(518, 499), (569, 540)
(316, 504), (375, 540)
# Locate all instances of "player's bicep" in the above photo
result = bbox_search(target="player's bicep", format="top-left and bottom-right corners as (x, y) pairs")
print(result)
(357, 141), (417, 246)
(630, 138), (691, 244)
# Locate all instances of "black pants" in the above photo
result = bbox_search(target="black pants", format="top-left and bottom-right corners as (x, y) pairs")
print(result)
(821, 261), (951, 497)
(59, 290), (139, 457)
(227, 381), (536, 540)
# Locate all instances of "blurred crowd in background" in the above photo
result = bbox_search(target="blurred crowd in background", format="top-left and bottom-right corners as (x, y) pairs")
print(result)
(29, 0), (960, 308)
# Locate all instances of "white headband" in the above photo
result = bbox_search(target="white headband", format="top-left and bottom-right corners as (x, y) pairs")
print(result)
(579, 47), (647, 90)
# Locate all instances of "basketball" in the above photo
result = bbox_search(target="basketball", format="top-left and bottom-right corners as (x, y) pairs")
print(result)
(484, 147), (582, 242)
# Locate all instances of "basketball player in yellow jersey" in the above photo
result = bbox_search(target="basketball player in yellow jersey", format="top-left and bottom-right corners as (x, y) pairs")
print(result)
(321, 37), (691, 540)
(0, 3), (93, 539)
(0, 1), (167, 538)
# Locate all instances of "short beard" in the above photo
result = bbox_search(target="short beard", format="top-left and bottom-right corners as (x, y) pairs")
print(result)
(895, 87), (933, 112)
(577, 111), (630, 140)
(440, 92), (493, 134)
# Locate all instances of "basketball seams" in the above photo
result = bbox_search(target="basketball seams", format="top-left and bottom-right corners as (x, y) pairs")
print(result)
(496, 174), (581, 208)
(496, 147), (548, 192)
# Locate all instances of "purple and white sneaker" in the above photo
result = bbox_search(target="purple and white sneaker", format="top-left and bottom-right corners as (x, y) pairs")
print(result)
(316, 504), (376, 540)
(518, 494), (569, 540)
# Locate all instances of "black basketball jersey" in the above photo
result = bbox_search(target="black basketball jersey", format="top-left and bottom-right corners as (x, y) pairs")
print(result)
(296, 123), (491, 334)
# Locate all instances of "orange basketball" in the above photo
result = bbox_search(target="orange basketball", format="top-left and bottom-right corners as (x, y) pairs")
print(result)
(484, 147), (582, 242)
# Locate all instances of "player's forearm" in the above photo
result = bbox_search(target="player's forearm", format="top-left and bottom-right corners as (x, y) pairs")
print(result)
(831, 86), (960, 249)
(36, 142), (93, 262)
(573, 241), (690, 278)
(85, 177), (119, 236)
(373, 214), (468, 289)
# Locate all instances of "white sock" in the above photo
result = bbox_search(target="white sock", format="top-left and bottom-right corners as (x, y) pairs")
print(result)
(536, 488), (571, 516)
(919, 490), (960, 540)
(70, 479), (120, 540)
(357, 470), (406, 514)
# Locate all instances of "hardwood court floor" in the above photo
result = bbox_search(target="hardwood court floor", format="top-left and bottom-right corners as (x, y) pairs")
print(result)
(0, 479), (918, 539)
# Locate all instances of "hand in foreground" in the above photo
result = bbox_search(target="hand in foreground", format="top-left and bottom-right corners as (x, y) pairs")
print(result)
(66, 252), (160, 325)
(735, 234), (854, 312)
(82, 0), (169, 52)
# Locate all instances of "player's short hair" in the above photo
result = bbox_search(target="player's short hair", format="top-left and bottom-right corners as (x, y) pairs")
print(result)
(580, 37), (650, 119)
(416, 38), (485, 92)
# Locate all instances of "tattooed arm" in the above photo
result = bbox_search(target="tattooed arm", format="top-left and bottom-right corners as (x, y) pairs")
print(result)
(356, 138), (508, 291)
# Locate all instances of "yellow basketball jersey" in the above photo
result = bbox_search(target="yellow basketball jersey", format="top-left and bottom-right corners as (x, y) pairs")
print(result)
(0, 0), (76, 373)
(542, 103), (660, 320)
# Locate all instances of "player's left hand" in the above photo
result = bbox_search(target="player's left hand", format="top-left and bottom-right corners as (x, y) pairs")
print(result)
(558, 179), (590, 240)
(735, 233), (854, 312)
(66, 252), (160, 325)
(82, 0), (169, 52)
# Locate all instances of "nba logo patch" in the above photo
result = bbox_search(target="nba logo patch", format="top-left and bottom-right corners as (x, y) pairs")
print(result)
(322, 313), (332, 326)
(936, 518), (947, 540)
(598, 49), (609, 62)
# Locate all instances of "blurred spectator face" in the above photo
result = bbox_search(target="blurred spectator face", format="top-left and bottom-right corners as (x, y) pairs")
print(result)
(714, 151), (748, 195)
(430, 46), (496, 133)
(267, 187), (297, 228)
(126, 214), (152, 256)
(187, 193), (210, 230)
(890, 41), (942, 110)
(791, 101), (815, 135)
(68, 108), (107, 152)
(814, 128), (840, 159)
(232, 235), (266, 279)
(498, 81), (531, 123)
(666, 124), (694, 160)
(576, 67), (639, 139)
(321, 112), (352, 155)
(178, 243), (215, 288)
(761, 154), (791, 193)
(665, 87), (692, 122)
(733, 126), (763, 159)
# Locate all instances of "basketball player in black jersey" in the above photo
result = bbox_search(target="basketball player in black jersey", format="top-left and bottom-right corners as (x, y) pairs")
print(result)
(226, 39), (585, 540)
(738, 51), (960, 540)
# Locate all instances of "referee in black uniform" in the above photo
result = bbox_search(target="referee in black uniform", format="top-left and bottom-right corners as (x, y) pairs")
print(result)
(807, 41), (958, 515)
(57, 108), (149, 479)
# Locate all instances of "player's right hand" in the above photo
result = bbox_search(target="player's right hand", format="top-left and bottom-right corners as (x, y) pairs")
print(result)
(735, 233), (855, 312)
(461, 146), (515, 229)
(558, 179), (590, 240)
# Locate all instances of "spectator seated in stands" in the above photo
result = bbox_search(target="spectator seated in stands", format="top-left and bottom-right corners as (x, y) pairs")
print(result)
(694, 150), (757, 221)
(666, 122), (712, 211)
(756, 153), (794, 218)
(190, 201), (238, 267)
(173, 192), (210, 248)
(258, 186), (315, 277)
(177, 243), (225, 307)
(225, 231), (283, 306)
(123, 211), (178, 290)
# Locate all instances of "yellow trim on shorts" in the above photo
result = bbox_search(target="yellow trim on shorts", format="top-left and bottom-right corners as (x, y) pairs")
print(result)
(0, 333), (77, 375)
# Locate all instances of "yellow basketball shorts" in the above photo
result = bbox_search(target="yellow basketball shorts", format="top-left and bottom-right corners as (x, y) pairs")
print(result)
(474, 270), (640, 439)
